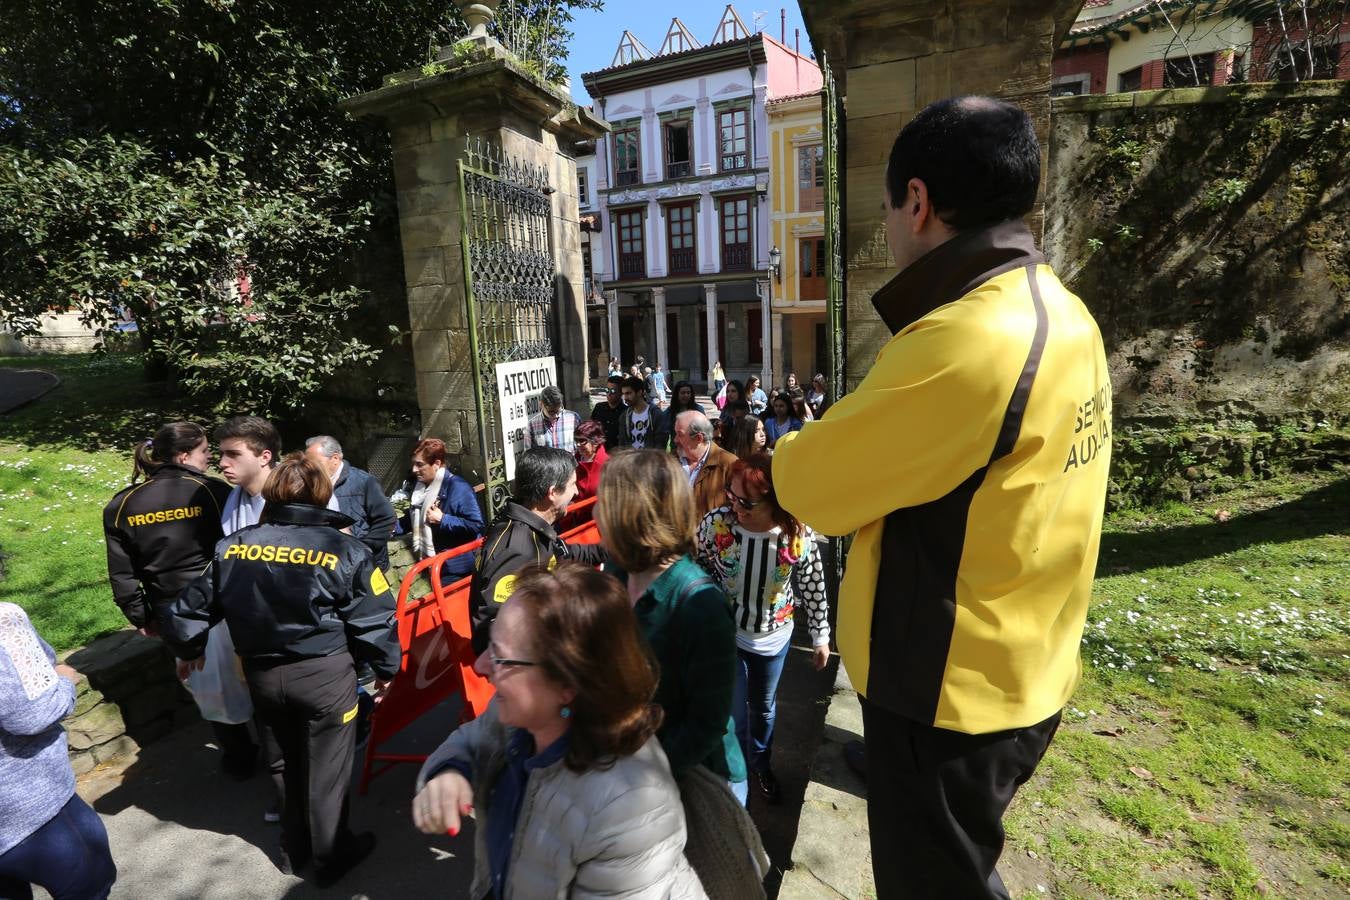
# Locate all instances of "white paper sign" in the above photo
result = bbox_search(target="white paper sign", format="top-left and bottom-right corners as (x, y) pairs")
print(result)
(495, 356), (559, 481)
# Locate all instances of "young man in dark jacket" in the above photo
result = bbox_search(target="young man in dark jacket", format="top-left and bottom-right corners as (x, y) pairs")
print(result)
(468, 448), (606, 654)
(304, 435), (397, 570)
(589, 374), (627, 448)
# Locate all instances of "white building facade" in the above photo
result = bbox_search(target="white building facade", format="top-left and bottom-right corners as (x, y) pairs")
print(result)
(580, 9), (821, 390)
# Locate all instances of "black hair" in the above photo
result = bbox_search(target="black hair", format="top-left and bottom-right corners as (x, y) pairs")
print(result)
(133, 421), (208, 482)
(668, 380), (699, 415)
(606, 373), (625, 387)
(515, 447), (577, 508)
(622, 374), (646, 394)
(886, 96), (1040, 231)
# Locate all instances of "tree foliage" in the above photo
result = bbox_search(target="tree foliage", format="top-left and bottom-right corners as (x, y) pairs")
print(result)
(0, 0), (601, 415)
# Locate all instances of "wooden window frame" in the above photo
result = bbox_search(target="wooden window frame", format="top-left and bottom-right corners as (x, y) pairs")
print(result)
(665, 202), (698, 276)
(616, 208), (646, 281)
(718, 194), (752, 272)
(799, 237), (826, 301)
(718, 107), (750, 173)
(613, 126), (641, 187)
(797, 144), (824, 212)
(663, 119), (694, 180)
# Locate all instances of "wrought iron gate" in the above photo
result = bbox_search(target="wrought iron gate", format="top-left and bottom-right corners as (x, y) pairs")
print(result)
(458, 138), (556, 519)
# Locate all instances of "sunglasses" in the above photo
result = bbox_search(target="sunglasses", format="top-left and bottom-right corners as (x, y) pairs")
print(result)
(725, 487), (760, 510)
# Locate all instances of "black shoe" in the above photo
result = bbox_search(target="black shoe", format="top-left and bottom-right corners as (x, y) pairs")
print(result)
(753, 768), (782, 805)
(277, 844), (310, 876)
(844, 739), (866, 781)
(315, 832), (376, 888)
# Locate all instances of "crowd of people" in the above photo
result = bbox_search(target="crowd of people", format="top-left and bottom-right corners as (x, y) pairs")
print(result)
(3, 96), (1111, 900)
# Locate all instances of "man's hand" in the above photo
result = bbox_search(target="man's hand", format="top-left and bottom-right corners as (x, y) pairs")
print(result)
(54, 663), (82, 684)
(413, 770), (474, 836)
(176, 657), (206, 680)
(811, 644), (831, 672)
(136, 623), (159, 638)
(426, 499), (443, 526)
(370, 678), (393, 705)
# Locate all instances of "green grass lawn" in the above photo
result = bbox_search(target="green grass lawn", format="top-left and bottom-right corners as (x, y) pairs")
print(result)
(1006, 470), (1349, 899)
(0, 352), (198, 649)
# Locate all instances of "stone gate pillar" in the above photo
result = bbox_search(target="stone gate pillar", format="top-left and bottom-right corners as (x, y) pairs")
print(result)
(799, 0), (1082, 391)
(342, 32), (608, 487)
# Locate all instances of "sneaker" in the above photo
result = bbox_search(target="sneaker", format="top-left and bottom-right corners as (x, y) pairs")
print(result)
(263, 807), (282, 824)
(753, 768), (782, 805)
(315, 832), (376, 888)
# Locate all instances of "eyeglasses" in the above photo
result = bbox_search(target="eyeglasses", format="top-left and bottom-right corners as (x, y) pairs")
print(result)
(605, 387), (619, 394)
(725, 487), (761, 510)
(488, 640), (536, 669)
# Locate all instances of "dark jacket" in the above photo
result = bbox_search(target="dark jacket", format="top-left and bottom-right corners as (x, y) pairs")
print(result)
(614, 404), (670, 451)
(431, 472), (485, 579)
(332, 464), (397, 570)
(469, 501), (606, 654)
(589, 400), (625, 449)
(103, 464), (232, 628)
(163, 503), (400, 680)
(633, 556), (745, 783)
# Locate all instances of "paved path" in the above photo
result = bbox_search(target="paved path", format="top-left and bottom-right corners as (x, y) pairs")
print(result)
(0, 367), (60, 414)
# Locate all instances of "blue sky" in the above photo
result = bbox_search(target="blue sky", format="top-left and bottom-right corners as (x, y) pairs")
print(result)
(563, 2), (815, 105)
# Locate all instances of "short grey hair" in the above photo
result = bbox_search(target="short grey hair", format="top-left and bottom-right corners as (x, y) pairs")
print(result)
(677, 410), (713, 443)
(304, 435), (343, 458)
(540, 384), (563, 408)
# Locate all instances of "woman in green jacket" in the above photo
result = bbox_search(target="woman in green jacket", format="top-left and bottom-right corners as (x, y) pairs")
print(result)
(595, 449), (748, 803)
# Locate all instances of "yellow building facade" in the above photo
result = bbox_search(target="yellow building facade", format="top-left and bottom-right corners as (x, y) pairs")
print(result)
(766, 92), (828, 389)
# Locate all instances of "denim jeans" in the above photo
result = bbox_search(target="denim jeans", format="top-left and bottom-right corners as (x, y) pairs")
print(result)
(0, 794), (116, 900)
(731, 639), (791, 775)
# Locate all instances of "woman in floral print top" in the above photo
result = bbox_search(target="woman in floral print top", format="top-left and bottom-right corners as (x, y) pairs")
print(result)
(695, 452), (830, 804)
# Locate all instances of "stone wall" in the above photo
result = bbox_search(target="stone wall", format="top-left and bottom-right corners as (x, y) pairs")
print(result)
(61, 630), (200, 774)
(1046, 81), (1350, 505)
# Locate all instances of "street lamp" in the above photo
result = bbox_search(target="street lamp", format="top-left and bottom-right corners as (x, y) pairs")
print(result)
(769, 245), (782, 282)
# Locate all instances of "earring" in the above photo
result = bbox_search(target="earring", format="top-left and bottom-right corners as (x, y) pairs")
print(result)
(560, 705), (572, 719)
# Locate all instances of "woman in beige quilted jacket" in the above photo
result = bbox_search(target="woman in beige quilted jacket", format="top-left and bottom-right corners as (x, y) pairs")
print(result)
(413, 562), (706, 900)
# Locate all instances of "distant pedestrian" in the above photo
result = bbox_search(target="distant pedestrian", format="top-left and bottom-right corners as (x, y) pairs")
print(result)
(774, 96), (1112, 897)
(717, 380), (745, 429)
(695, 453), (830, 805)
(527, 385), (580, 453)
(589, 374), (627, 448)
(412, 563), (706, 899)
(615, 375), (670, 451)
(744, 375), (768, 417)
(607, 358), (622, 378)
(709, 360), (726, 396)
(651, 364), (670, 405)
(0, 604), (117, 900)
(304, 435), (397, 571)
(806, 374), (828, 419)
(559, 419), (609, 533)
(408, 438), (484, 582)
(764, 394), (803, 448)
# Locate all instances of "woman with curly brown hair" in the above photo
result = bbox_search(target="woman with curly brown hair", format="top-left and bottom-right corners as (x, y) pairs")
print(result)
(413, 563), (705, 899)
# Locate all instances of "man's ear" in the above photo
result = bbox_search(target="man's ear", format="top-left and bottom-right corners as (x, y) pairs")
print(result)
(908, 177), (935, 233)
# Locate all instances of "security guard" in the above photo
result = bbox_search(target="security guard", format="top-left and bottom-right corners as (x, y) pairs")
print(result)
(162, 453), (399, 887)
(102, 421), (257, 776)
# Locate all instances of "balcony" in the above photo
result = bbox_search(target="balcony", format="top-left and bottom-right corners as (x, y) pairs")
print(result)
(616, 169), (641, 187)
(618, 252), (646, 280)
(668, 247), (697, 275)
(721, 243), (751, 272)
(666, 161), (691, 180)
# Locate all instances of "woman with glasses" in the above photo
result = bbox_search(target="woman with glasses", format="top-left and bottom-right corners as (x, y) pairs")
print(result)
(695, 452), (830, 804)
(595, 450), (748, 804)
(559, 420), (609, 532)
(408, 438), (485, 582)
(413, 563), (705, 899)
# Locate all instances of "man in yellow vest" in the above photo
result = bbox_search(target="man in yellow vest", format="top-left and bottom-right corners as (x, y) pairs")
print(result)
(774, 97), (1112, 898)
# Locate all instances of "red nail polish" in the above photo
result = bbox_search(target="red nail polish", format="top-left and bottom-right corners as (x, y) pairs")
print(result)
(448, 826), (459, 837)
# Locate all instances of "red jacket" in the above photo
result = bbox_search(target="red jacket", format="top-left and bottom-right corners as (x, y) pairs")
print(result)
(575, 444), (609, 503)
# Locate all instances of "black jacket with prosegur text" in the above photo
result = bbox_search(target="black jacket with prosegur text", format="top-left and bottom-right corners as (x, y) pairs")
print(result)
(163, 502), (400, 680)
(103, 463), (233, 628)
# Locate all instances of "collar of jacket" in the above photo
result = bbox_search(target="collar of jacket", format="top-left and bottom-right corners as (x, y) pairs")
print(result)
(870, 218), (1045, 335)
(154, 462), (208, 479)
(500, 500), (559, 543)
(263, 501), (355, 530)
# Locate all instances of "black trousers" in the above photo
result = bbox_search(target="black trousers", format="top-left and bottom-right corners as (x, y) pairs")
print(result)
(245, 653), (359, 869)
(861, 698), (1061, 899)
(210, 721), (258, 768)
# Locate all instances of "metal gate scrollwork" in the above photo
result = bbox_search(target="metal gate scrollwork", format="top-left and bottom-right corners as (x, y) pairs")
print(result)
(458, 138), (556, 519)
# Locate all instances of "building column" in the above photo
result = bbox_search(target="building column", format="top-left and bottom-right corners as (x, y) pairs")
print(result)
(761, 281), (774, 389)
(607, 290), (621, 368)
(771, 311), (785, 393)
(653, 286), (669, 374)
(704, 283), (719, 390)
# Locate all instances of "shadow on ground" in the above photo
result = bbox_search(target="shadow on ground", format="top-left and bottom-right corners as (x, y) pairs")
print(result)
(1099, 475), (1349, 574)
(81, 697), (476, 900)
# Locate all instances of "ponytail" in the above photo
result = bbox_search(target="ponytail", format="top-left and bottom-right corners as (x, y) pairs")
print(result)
(132, 421), (209, 483)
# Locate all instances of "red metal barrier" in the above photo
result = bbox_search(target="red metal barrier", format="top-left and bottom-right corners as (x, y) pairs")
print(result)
(358, 497), (601, 793)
